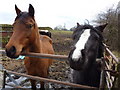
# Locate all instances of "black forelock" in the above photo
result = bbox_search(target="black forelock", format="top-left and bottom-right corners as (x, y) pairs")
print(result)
(78, 24), (94, 30)
(73, 24), (94, 34)
(72, 24), (104, 41)
(72, 24), (94, 40)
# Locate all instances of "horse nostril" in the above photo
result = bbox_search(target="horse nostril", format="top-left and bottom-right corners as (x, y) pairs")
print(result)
(6, 46), (17, 58)
(10, 46), (16, 52)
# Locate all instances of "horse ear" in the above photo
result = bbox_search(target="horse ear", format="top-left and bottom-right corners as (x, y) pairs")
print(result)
(77, 22), (80, 28)
(28, 4), (35, 17)
(15, 4), (21, 15)
(95, 23), (108, 32)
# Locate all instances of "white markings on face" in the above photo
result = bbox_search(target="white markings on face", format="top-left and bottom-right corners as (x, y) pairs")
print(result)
(72, 29), (91, 61)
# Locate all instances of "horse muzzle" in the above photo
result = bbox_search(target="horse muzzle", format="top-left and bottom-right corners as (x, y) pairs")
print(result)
(5, 46), (19, 58)
(68, 57), (84, 71)
(68, 50), (84, 71)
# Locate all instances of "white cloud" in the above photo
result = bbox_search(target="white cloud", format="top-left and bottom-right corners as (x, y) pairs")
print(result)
(0, 0), (119, 29)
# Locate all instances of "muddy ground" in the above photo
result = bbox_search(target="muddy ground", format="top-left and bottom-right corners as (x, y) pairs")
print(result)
(1, 30), (73, 88)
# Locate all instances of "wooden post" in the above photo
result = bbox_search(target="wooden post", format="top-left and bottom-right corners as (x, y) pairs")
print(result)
(118, 2), (120, 52)
(2, 71), (6, 89)
(99, 57), (105, 90)
(117, 61), (120, 88)
(0, 25), (2, 48)
(117, 2), (120, 88)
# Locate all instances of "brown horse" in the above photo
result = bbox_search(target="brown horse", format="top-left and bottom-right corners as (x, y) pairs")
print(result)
(5, 4), (54, 89)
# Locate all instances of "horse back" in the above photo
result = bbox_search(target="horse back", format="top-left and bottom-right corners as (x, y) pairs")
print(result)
(40, 35), (54, 65)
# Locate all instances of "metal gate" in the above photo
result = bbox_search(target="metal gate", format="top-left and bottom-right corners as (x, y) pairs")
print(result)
(0, 43), (120, 89)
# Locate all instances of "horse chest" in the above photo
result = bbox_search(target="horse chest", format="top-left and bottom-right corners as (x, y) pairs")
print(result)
(72, 64), (101, 87)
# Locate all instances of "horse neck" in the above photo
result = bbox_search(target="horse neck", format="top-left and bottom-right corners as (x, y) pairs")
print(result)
(29, 23), (41, 53)
(97, 42), (104, 58)
(83, 43), (103, 71)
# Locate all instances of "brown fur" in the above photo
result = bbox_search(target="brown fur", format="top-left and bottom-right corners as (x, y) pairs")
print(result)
(5, 4), (54, 89)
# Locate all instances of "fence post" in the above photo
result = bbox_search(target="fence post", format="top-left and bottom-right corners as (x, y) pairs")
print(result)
(99, 57), (105, 90)
(118, 2), (120, 53)
(117, 61), (120, 88)
(117, 2), (120, 88)
(2, 70), (6, 89)
(0, 25), (2, 48)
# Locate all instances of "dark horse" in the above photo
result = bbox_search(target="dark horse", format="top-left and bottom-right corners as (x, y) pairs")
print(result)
(68, 23), (107, 88)
(39, 30), (52, 38)
(5, 4), (54, 89)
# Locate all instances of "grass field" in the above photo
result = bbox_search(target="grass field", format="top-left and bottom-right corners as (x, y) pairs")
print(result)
(113, 51), (120, 59)
(51, 30), (120, 57)
(1, 29), (120, 88)
(51, 30), (73, 55)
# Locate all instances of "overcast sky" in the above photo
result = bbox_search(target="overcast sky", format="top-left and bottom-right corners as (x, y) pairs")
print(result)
(0, 0), (119, 29)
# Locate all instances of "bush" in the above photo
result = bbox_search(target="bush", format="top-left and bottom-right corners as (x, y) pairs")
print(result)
(93, 5), (119, 51)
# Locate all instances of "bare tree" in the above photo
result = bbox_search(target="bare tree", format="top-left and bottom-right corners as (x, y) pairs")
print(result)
(93, 5), (118, 51)
(118, 1), (120, 52)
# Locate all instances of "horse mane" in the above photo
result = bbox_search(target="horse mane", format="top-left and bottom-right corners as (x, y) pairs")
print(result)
(73, 24), (104, 40)
(77, 24), (94, 29)
(72, 24), (94, 40)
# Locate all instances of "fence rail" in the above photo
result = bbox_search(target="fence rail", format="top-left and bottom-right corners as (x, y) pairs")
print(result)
(103, 43), (119, 63)
(103, 43), (120, 88)
(0, 50), (68, 61)
(0, 43), (120, 89)
(0, 50), (97, 89)
(21, 52), (68, 61)
(3, 70), (97, 89)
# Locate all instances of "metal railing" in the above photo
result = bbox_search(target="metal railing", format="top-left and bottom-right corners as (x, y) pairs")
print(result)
(0, 43), (119, 89)
(103, 43), (120, 88)
(0, 50), (97, 89)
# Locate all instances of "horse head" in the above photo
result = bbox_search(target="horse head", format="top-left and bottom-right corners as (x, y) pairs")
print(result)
(5, 4), (38, 58)
(68, 23), (107, 70)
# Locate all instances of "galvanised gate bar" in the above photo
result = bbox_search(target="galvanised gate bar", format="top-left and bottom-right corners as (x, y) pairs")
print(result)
(0, 43), (120, 89)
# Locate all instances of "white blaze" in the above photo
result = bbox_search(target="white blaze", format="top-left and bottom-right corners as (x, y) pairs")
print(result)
(72, 29), (90, 61)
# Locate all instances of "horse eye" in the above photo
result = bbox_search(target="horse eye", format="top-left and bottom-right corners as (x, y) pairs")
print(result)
(27, 24), (33, 28)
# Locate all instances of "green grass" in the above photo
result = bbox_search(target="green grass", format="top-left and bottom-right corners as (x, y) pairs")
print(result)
(51, 30), (73, 34)
(112, 51), (120, 58)
(51, 30), (73, 55)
